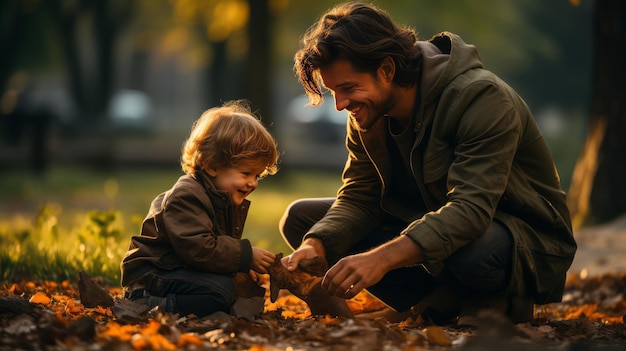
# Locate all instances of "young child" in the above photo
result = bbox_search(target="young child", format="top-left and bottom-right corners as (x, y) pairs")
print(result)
(120, 100), (279, 317)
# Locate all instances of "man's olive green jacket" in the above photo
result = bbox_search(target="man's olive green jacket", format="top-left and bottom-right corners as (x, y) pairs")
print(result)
(305, 32), (576, 304)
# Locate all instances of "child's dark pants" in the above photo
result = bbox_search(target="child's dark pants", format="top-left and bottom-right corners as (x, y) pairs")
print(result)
(128, 269), (236, 316)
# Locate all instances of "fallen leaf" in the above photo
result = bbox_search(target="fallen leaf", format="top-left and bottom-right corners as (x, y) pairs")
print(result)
(267, 253), (326, 302)
(177, 333), (204, 348)
(112, 300), (149, 324)
(99, 321), (137, 342)
(29, 291), (51, 305)
(78, 271), (114, 308)
(424, 326), (453, 346)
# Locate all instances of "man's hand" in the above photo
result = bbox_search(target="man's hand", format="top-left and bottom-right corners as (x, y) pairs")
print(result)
(322, 250), (387, 299)
(322, 235), (424, 299)
(281, 237), (326, 272)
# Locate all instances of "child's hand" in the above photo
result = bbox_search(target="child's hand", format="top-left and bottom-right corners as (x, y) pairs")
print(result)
(248, 270), (266, 286)
(251, 247), (275, 274)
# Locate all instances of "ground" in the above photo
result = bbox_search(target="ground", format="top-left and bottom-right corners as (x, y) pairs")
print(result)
(568, 215), (626, 277)
(1, 216), (626, 350)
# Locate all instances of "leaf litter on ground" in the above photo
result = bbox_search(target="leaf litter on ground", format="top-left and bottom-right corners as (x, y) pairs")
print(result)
(1, 270), (626, 350)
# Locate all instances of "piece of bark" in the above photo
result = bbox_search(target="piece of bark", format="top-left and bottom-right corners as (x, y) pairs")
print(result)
(267, 253), (328, 302)
(77, 271), (114, 308)
(231, 273), (266, 320)
(230, 296), (265, 320)
(0, 296), (40, 316)
(112, 299), (149, 324)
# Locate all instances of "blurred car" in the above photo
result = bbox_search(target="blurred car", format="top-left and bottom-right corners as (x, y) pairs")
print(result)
(278, 94), (348, 169)
(107, 89), (154, 133)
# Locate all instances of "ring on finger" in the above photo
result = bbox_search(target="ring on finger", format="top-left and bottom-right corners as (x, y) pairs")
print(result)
(344, 284), (354, 295)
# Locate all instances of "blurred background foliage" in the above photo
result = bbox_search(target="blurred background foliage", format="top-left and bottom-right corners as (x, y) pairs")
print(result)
(0, 0), (592, 174)
(0, 0), (597, 283)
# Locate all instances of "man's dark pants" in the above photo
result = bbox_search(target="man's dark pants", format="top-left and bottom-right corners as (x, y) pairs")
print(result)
(279, 198), (513, 313)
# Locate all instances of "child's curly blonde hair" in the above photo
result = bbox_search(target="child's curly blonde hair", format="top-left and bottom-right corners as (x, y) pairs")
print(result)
(181, 100), (279, 177)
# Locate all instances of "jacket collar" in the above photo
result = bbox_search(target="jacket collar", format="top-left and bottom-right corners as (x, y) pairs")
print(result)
(193, 170), (252, 209)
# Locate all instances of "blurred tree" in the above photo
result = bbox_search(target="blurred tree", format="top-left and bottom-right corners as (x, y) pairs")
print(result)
(169, 0), (276, 126)
(0, 1), (28, 87)
(567, 0), (626, 227)
(247, 0), (271, 121)
(0, 1), (57, 89)
(46, 0), (134, 124)
(1, 2), (61, 172)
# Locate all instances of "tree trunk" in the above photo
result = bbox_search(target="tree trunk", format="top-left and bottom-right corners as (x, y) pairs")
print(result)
(567, 0), (626, 227)
(209, 39), (229, 106)
(246, 0), (272, 128)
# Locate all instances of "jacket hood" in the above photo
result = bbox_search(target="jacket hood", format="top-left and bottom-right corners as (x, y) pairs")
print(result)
(418, 32), (484, 104)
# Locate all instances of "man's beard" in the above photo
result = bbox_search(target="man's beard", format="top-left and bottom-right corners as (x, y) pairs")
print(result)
(349, 112), (369, 132)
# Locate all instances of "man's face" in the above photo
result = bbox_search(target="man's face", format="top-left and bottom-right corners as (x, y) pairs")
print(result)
(319, 58), (393, 131)
(207, 160), (266, 206)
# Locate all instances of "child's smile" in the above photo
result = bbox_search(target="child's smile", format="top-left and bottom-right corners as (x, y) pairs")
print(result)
(208, 160), (267, 206)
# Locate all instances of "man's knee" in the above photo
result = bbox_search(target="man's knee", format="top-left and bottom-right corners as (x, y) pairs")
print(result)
(279, 198), (334, 249)
(279, 200), (308, 248)
(279, 199), (310, 234)
(448, 261), (510, 295)
(446, 221), (513, 295)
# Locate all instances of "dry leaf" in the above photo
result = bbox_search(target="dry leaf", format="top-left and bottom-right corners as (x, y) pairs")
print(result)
(424, 326), (453, 346)
(266, 253), (327, 302)
(29, 292), (51, 305)
(77, 271), (114, 308)
(177, 333), (204, 347)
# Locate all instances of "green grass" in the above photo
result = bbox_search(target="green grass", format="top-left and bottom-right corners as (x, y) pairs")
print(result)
(0, 166), (342, 285)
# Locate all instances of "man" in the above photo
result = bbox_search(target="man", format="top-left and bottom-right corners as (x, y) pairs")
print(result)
(280, 2), (576, 325)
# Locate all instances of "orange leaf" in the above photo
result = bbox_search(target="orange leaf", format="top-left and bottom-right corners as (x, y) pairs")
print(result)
(8, 283), (20, 295)
(66, 299), (84, 315)
(319, 314), (341, 325)
(142, 319), (162, 335)
(109, 287), (124, 296)
(99, 321), (136, 342)
(281, 310), (298, 318)
(52, 294), (68, 302)
(44, 281), (58, 293)
(131, 337), (149, 350)
(424, 326), (453, 346)
(29, 292), (51, 305)
(95, 305), (110, 315)
(177, 333), (204, 348)
(134, 334), (176, 351)
(350, 290), (387, 313)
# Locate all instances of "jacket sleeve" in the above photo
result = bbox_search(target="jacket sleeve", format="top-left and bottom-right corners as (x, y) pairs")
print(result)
(404, 77), (520, 274)
(161, 183), (253, 274)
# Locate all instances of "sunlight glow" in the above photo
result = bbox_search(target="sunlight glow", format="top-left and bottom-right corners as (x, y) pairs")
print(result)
(580, 268), (588, 280)
(207, 0), (249, 42)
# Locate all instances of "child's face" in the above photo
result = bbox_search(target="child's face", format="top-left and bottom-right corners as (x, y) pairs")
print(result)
(207, 160), (267, 206)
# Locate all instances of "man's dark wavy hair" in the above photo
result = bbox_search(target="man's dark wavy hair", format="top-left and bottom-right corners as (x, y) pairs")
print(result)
(294, 2), (422, 106)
